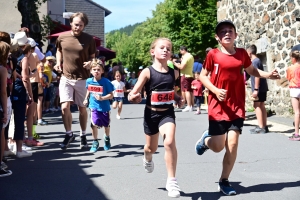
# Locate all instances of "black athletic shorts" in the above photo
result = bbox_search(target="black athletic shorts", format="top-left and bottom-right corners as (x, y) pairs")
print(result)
(31, 82), (38, 103)
(144, 106), (175, 135)
(254, 92), (267, 102)
(209, 118), (244, 136)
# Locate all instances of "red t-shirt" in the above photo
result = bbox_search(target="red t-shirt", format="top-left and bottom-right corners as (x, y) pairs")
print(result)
(191, 80), (203, 96)
(203, 48), (252, 121)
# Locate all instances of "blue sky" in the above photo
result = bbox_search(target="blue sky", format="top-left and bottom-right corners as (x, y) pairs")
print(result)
(94, 0), (164, 32)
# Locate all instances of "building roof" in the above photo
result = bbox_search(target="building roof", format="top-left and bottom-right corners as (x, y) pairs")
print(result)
(86, 0), (111, 16)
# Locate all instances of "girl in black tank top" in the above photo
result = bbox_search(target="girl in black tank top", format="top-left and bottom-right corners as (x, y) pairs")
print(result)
(127, 38), (182, 198)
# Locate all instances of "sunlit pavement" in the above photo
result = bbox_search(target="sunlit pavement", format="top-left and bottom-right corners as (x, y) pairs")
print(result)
(1, 102), (299, 200)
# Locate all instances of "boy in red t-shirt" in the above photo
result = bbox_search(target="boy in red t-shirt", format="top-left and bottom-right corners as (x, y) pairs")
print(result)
(195, 20), (280, 196)
(191, 72), (203, 115)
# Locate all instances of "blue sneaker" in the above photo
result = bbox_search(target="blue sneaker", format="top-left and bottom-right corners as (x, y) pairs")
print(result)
(103, 135), (111, 151)
(218, 179), (237, 195)
(89, 140), (99, 153)
(195, 130), (210, 155)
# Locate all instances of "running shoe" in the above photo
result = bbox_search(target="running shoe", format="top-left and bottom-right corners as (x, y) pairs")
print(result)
(143, 157), (154, 173)
(289, 134), (300, 141)
(1, 162), (8, 170)
(218, 179), (237, 196)
(61, 133), (75, 150)
(250, 127), (266, 134)
(90, 140), (99, 153)
(16, 150), (32, 158)
(103, 135), (111, 150)
(80, 135), (88, 149)
(37, 120), (48, 126)
(182, 106), (192, 112)
(195, 130), (210, 155)
(116, 114), (121, 119)
(265, 126), (269, 133)
(0, 168), (12, 177)
(166, 178), (181, 198)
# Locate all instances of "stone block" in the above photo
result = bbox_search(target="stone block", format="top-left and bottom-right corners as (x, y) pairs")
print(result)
(271, 35), (278, 43)
(283, 15), (291, 26)
(274, 23), (281, 32)
(286, 38), (294, 49)
(263, 0), (269, 4)
(258, 5), (264, 12)
(277, 62), (285, 69)
(287, 0), (295, 12)
(298, 35), (300, 43)
(282, 51), (288, 60)
(276, 5), (285, 16)
(267, 30), (273, 38)
(261, 12), (270, 25)
(283, 30), (289, 38)
(290, 28), (296, 37)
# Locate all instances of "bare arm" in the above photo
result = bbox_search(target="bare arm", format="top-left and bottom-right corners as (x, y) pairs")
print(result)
(54, 49), (63, 72)
(83, 53), (96, 70)
(245, 64), (280, 79)
(21, 57), (33, 99)
(94, 92), (113, 101)
(173, 61), (187, 70)
(0, 67), (7, 123)
(199, 67), (227, 101)
(128, 68), (149, 103)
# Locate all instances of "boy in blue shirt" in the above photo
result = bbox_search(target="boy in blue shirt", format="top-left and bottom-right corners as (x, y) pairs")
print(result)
(83, 59), (114, 153)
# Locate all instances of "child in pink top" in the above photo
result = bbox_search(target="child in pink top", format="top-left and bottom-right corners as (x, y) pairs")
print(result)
(191, 72), (203, 114)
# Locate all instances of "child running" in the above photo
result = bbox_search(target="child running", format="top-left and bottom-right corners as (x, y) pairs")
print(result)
(195, 20), (280, 196)
(191, 72), (203, 115)
(83, 59), (114, 153)
(111, 70), (128, 119)
(286, 44), (300, 141)
(128, 37), (181, 198)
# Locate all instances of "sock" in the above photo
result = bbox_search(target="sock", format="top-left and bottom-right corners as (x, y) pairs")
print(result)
(38, 119), (42, 123)
(66, 131), (73, 136)
(167, 177), (177, 182)
(80, 131), (86, 136)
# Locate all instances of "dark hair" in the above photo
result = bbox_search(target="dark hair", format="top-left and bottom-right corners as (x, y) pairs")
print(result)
(0, 31), (11, 44)
(70, 12), (89, 26)
(180, 46), (187, 51)
(46, 44), (53, 52)
(22, 44), (32, 55)
(112, 62), (118, 67)
(248, 44), (257, 55)
(291, 50), (300, 62)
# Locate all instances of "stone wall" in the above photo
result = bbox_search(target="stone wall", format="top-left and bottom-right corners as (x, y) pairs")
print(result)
(217, 0), (300, 116)
(66, 0), (105, 44)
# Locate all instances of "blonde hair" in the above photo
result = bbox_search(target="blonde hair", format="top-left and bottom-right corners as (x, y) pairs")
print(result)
(0, 41), (10, 66)
(150, 37), (172, 59)
(291, 50), (300, 62)
(90, 58), (104, 70)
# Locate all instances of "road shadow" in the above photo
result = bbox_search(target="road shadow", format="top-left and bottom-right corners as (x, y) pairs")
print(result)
(95, 144), (163, 159)
(158, 180), (300, 200)
(1, 132), (110, 200)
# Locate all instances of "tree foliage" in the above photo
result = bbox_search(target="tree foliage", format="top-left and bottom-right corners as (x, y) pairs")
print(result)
(105, 0), (218, 72)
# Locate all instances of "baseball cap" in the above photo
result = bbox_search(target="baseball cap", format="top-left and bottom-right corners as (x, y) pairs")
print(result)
(14, 32), (28, 46)
(139, 66), (143, 70)
(291, 44), (300, 52)
(215, 19), (236, 33)
(27, 38), (36, 47)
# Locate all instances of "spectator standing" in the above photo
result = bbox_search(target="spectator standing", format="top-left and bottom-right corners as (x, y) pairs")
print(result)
(191, 72), (203, 115)
(173, 46), (194, 112)
(54, 12), (96, 150)
(246, 44), (269, 134)
(286, 44), (300, 141)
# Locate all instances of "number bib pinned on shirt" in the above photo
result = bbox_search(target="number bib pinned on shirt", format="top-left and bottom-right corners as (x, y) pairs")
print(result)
(88, 85), (103, 95)
(151, 90), (175, 105)
(115, 89), (123, 95)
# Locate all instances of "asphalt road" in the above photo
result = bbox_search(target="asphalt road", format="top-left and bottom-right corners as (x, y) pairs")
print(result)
(1, 102), (299, 200)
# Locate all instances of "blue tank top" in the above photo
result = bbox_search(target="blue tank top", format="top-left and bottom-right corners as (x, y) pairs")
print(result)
(145, 66), (175, 108)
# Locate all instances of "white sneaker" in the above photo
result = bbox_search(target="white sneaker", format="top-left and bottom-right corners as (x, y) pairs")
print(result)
(22, 145), (32, 151)
(182, 106), (192, 112)
(4, 150), (15, 157)
(116, 114), (121, 119)
(143, 158), (154, 173)
(166, 178), (181, 198)
(16, 150), (32, 158)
